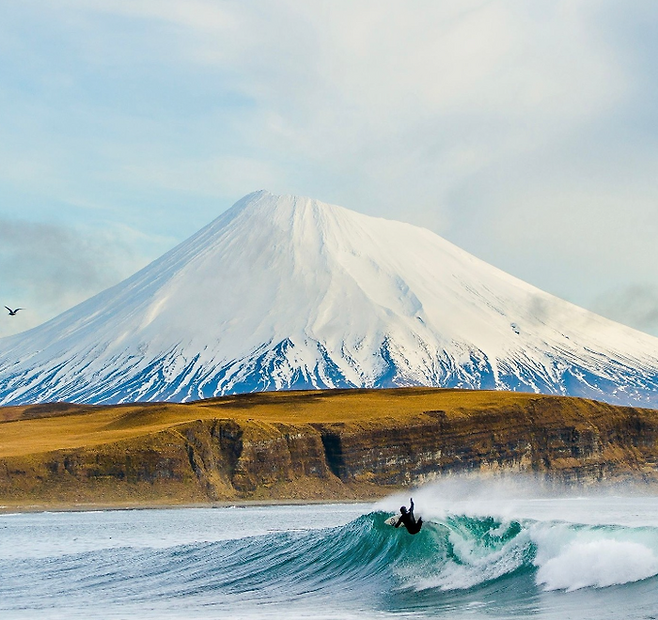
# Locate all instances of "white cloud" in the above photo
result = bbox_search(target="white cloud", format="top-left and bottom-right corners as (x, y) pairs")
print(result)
(1, 0), (657, 333)
(56, 0), (236, 32)
(0, 219), (171, 338)
(592, 285), (658, 337)
(118, 155), (282, 198)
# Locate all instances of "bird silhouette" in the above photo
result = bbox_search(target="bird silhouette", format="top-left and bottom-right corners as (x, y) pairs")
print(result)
(5, 306), (22, 316)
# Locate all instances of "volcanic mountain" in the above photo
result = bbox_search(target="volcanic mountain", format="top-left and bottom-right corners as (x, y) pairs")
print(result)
(1, 190), (658, 407)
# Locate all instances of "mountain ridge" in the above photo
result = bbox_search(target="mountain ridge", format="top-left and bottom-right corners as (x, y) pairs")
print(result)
(1, 190), (657, 406)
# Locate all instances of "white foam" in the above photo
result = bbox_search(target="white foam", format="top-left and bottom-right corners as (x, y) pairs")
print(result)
(411, 529), (531, 591)
(536, 539), (658, 591)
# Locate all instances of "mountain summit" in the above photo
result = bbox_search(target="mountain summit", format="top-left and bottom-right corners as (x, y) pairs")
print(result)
(1, 190), (658, 406)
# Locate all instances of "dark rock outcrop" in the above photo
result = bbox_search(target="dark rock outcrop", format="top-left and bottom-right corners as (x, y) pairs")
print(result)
(1, 390), (657, 507)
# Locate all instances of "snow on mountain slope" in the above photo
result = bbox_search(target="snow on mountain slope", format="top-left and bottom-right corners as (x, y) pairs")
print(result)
(1, 190), (658, 407)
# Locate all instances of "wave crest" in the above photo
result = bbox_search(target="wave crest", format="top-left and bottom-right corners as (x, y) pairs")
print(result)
(369, 512), (658, 593)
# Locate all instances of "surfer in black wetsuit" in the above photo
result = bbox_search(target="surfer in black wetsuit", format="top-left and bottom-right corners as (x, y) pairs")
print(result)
(394, 498), (423, 534)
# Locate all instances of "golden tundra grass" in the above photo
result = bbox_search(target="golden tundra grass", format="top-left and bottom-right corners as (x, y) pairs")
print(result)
(0, 387), (548, 458)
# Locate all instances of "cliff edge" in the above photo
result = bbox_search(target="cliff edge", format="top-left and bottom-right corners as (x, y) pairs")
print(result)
(1, 388), (657, 509)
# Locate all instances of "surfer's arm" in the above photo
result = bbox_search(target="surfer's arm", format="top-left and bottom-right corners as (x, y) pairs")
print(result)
(409, 498), (414, 515)
(394, 517), (403, 528)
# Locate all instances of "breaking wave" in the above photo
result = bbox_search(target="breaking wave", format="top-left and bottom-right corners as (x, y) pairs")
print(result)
(2, 509), (658, 619)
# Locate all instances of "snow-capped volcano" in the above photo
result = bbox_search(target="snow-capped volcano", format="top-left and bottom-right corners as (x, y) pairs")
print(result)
(1, 190), (658, 406)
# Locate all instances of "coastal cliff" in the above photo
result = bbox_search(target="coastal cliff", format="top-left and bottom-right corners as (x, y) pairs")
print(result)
(1, 388), (657, 508)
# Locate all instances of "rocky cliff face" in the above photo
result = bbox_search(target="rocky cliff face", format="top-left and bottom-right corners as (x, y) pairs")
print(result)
(1, 390), (657, 507)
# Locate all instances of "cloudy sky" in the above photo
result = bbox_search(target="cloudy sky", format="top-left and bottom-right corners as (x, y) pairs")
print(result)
(1, 0), (657, 338)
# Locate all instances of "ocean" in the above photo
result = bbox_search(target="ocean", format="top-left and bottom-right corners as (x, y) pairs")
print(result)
(1, 479), (657, 620)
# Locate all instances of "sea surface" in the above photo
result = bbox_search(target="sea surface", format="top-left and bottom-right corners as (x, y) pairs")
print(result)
(1, 480), (658, 619)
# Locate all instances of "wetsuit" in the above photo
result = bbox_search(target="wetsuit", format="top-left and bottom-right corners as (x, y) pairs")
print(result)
(394, 499), (423, 534)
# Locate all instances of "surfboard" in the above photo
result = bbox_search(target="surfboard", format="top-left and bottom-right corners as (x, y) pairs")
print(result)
(385, 514), (423, 530)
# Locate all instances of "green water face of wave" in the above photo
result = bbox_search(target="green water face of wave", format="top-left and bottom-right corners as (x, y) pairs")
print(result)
(201, 510), (658, 603)
(2, 509), (658, 620)
(197, 509), (655, 597)
(387, 514), (534, 592)
(363, 512), (658, 593)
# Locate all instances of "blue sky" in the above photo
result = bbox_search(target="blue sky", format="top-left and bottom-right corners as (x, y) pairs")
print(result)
(1, 0), (657, 337)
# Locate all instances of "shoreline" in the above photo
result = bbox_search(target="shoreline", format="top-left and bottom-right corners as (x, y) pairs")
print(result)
(0, 496), (382, 515)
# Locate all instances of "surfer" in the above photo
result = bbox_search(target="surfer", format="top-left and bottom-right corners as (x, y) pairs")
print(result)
(394, 497), (423, 534)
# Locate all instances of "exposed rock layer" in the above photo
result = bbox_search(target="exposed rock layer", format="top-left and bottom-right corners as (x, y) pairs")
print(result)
(1, 388), (657, 507)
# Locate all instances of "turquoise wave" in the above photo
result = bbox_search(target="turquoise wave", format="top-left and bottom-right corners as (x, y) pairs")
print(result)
(2, 511), (658, 619)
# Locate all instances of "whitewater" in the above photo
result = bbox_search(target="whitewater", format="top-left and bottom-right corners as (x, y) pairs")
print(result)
(2, 482), (657, 619)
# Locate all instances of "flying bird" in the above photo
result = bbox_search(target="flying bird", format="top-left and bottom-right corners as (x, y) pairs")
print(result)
(5, 306), (22, 316)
